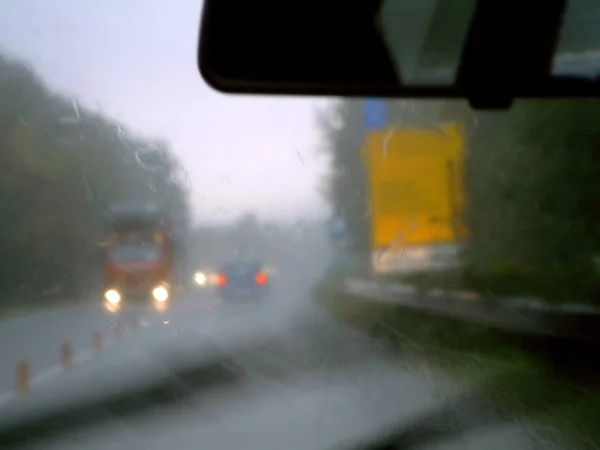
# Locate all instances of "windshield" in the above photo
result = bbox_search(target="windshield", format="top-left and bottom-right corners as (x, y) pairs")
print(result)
(0, 2), (600, 450)
(107, 244), (162, 263)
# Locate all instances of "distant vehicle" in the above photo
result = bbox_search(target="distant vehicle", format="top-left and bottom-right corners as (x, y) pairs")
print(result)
(100, 202), (175, 313)
(214, 261), (270, 301)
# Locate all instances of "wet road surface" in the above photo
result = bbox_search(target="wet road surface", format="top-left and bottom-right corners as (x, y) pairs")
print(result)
(0, 272), (578, 449)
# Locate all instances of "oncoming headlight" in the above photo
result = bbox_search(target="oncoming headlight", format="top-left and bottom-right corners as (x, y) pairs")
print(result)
(152, 286), (169, 302)
(105, 289), (121, 304)
(194, 272), (207, 285)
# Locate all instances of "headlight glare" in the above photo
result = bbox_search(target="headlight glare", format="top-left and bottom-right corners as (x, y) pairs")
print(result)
(194, 272), (207, 285)
(152, 286), (169, 302)
(105, 289), (121, 304)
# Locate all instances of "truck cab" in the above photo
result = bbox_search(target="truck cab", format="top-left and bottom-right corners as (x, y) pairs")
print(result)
(101, 203), (175, 313)
(103, 241), (169, 310)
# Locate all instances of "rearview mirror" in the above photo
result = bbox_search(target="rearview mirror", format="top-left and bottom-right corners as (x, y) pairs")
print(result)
(198, 0), (600, 109)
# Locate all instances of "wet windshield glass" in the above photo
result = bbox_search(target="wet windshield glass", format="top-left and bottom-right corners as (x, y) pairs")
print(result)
(0, 1), (600, 449)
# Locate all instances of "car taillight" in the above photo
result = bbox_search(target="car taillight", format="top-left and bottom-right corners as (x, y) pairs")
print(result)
(216, 273), (227, 286)
(255, 272), (267, 285)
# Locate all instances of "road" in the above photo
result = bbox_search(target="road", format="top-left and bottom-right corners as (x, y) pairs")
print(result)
(0, 289), (294, 394)
(0, 267), (577, 449)
(0, 224), (334, 394)
(0, 258), (327, 391)
(0, 302), (118, 391)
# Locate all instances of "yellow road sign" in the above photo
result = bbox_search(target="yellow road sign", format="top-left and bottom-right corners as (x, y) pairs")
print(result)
(363, 123), (468, 249)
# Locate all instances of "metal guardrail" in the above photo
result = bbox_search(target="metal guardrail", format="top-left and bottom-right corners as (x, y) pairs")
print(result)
(344, 278), (600, 344)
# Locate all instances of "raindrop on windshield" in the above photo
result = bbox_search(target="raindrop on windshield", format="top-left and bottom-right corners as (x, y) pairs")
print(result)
(134, 147), (162, 172)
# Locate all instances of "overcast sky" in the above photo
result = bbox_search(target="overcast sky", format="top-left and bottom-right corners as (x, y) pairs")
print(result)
(0, 0), (332, 225)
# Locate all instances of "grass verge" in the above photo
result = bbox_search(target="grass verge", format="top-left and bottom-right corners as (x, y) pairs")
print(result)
(313, 273), (600, 447)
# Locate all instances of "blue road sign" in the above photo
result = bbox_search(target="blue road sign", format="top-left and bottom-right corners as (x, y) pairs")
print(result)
(363, 98), (388, 130)
(329, 218), (347, 241)
(329, 218), (350, 251)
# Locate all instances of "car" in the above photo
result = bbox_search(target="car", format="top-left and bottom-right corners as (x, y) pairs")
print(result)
(214, 261), (270, 301)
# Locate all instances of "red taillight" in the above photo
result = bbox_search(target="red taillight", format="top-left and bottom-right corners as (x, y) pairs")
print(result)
(255, 272), (267, 285)
(216, 273), (227, 286)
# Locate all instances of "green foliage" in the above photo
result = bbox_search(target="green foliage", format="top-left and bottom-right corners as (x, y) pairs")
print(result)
(460, 100), (600, 303)
(0, 54), (190, 306)
(317, 100), (371, 256)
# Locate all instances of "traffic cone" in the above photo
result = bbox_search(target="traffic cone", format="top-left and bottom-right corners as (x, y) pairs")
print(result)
(16, 361), (30, 392)
(61, 343), (73, 368)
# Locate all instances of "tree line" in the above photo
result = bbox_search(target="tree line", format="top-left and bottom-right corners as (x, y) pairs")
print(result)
(0, 53), (190, 305)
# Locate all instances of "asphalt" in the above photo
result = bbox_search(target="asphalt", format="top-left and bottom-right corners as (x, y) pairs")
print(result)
(0, 264), (348, 394)
(0, 267), (579, 449)
(0, 301), (118, 391)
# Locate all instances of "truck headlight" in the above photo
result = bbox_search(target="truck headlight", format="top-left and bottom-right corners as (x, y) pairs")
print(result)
(105, 289), (121, 304)
(194, 272), (207, 285)
(152, 286), (169, 302)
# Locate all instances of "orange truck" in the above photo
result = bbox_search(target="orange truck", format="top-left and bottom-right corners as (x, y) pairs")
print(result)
(100, 202), (175, 312)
